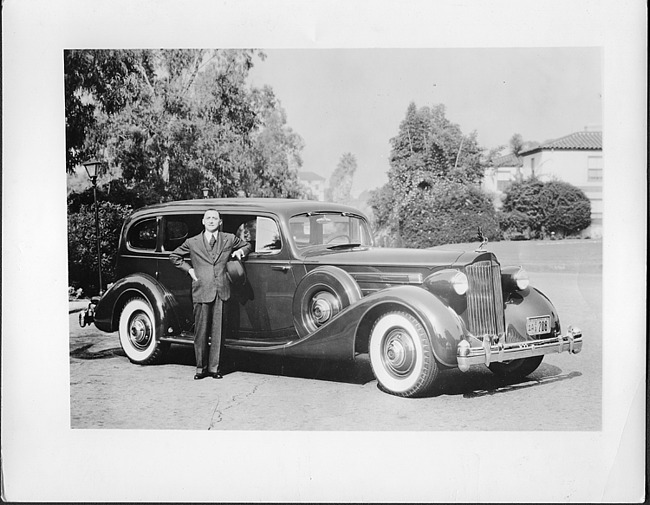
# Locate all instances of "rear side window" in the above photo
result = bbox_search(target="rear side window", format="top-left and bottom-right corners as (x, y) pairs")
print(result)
(162, 214), (204, 252)
(127, 218), (158, 251)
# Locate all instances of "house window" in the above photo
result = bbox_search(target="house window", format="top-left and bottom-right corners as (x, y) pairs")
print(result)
(588, 156), (603, 182)
(497, 180), (512, 192)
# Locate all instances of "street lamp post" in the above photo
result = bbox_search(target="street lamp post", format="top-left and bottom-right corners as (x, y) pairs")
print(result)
(202, 186), (210, 199)
(83, 159), (103, 295)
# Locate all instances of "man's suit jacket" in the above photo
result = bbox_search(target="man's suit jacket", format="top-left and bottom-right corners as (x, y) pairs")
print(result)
(169, 231), (251, 303)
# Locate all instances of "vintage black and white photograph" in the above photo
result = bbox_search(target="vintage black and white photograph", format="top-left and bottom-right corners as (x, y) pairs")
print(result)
(65, 46), (602, 430)
(2, 0), (646, 502)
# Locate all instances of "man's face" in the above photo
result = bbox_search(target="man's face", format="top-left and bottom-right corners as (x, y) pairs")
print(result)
(203, 210), (221, 233)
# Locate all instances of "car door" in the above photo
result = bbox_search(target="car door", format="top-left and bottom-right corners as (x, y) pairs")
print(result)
(223, 214), (299, 342)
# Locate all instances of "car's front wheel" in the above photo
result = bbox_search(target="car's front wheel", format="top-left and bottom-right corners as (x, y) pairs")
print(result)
(488, 356), (543, 378)
(118, 298), (167, 365)
(369, 311), (438, 397)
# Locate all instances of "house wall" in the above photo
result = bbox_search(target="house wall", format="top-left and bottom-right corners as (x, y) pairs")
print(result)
(483, 165), (519, 209)
(521, 149), (603, 238)
(300, 179), (326, 201)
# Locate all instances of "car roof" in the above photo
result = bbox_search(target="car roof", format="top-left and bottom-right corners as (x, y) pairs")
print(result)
(127, 198), (369, 221)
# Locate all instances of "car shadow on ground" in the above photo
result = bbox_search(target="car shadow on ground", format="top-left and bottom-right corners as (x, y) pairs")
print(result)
(70, 342), (582, 398)
(427, 363), (582, 399)
(70, 343), (126, 360)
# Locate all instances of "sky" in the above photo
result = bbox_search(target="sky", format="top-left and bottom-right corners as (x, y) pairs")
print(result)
(247, 48), (602, 195)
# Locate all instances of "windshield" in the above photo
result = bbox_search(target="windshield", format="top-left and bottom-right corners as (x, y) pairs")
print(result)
(289, 213), (373, 249)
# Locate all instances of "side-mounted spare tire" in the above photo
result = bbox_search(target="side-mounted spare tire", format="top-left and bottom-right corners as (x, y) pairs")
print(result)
(118, 297), (168, 365)
(292, 266), (362, 338)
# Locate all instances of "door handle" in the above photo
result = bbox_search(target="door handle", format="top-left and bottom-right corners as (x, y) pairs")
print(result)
(271, 265), (291, 272)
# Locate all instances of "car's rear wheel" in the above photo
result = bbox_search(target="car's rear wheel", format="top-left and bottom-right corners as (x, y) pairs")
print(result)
(488, 355), (543, 378)
(369, 311), (438, 397)
(118, 298), (167, 365)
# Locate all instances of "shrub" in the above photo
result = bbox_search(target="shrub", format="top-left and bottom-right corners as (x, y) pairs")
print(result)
(399, 181), (501, 248)
(501, 178), (546, 235)
(499, 178), (591, 238)
(538, 180), (591, 236)
(497, 209), (533, 240)
(68, 201), (132, 295)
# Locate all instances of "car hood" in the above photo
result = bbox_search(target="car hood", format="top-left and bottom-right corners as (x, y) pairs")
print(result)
(298, 246), (495, 269)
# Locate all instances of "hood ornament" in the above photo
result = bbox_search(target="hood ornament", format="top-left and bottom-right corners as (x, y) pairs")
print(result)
(475, 226), (488, 251)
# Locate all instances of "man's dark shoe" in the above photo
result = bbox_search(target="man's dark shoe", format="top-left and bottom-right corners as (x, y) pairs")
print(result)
(194, 371), (209, 380)
(210, 372), (223, 379)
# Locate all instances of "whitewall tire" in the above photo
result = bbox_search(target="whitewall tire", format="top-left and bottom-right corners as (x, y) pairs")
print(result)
(118, 298), (167, 365)
(369, 311), (438, 397)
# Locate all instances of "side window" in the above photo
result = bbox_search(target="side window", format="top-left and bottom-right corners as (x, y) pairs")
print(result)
(127, 218), (158, 251)
(233, 216), (282, 255)
(162, 214), (203, 252)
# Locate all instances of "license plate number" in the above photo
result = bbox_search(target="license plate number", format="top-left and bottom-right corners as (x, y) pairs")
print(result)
(526, 316), (551, 336)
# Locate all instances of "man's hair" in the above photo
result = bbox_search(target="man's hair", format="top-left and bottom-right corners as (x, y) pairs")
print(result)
(203, 208), (221, 218)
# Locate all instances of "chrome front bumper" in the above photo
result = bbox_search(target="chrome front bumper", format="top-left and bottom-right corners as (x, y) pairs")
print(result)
(456, 326), (583, 372)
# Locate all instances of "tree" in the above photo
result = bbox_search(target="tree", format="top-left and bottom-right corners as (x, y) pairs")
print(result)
(398, 181), (501, 248)
(371, 102), (495, 245)
(509, 133), (525, 156)
(66, 49), (308, 204)
(325, 153), (357, 203)
(64, 50), (155, 173)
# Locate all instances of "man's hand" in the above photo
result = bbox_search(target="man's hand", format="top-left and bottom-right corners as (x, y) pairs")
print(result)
(189, 268), (198, 282)
(231, 249), (245, 260)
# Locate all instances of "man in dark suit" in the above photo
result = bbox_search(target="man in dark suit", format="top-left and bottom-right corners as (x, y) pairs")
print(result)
(169, 209), (251, 380)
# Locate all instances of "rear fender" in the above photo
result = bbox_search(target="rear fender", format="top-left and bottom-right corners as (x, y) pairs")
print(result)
(94, 273), (183, 339)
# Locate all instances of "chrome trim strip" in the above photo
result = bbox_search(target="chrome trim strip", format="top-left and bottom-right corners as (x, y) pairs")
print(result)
(456, 329), (583, 371)
(350, 272), (423, 284)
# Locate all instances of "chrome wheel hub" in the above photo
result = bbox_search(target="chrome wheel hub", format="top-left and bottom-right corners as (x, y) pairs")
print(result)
(309, 291), (340, 327)
(382, 328), (416, 377)
(129, 312), (152, 350)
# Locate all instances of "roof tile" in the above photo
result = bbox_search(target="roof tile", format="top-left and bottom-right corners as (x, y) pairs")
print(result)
(538, 131), (602, 151)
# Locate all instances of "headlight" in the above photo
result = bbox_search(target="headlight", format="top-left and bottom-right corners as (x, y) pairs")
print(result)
(423, 269), (468, 298)
(513, 268), (529, 290)
(501, 266), (529, 292)
(452, 271), (469, 295)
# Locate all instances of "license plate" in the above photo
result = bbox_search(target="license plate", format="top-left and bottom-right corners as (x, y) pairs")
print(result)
(526, 316), (551, 336)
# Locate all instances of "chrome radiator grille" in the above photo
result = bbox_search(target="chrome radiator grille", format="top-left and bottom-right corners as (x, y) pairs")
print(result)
(465, 260), (505, 337)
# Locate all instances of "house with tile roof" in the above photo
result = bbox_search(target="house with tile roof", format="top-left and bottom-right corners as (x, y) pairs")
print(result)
(519, 128), (603, 237)
(298, 171), (327, 201)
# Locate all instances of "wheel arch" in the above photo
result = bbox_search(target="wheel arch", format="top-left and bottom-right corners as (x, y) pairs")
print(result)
(292, 265), (362, 338)
(352, 286), (466, 368)
(95, 273), (183, 339)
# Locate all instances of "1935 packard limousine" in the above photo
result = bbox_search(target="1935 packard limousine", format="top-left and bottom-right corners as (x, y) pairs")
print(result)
(79, 198), (583, 397)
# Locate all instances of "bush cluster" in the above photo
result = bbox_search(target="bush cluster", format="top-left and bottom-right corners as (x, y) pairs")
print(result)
(398, 181), (501, 248)
(498, 179), (591, 238)
(68, 201), (132, 295)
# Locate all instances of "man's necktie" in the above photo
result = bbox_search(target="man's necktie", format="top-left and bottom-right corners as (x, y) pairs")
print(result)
(209, 234), (216, 249)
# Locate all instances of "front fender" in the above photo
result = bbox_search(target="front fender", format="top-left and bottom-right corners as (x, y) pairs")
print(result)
(279, 285), (464, 366)
(503, 286), (561, 341)
(94, 273), (183, 339)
